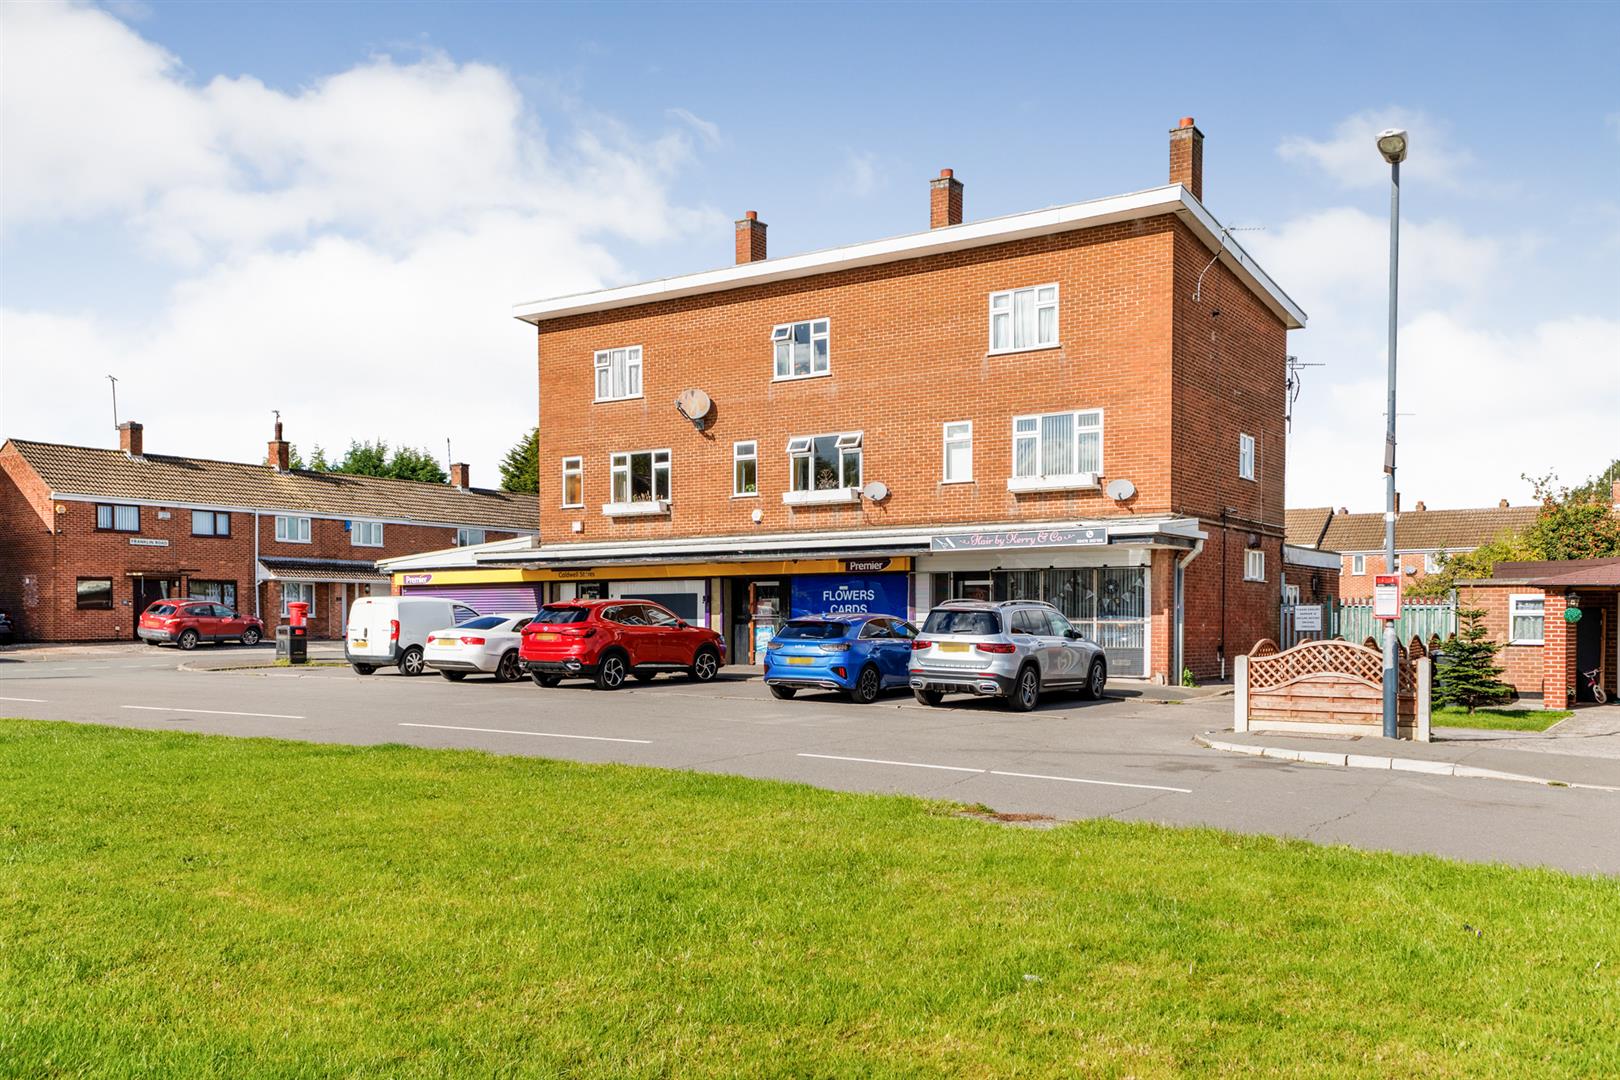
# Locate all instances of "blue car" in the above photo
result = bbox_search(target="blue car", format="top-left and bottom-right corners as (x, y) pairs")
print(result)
(763, 613), (919, 703)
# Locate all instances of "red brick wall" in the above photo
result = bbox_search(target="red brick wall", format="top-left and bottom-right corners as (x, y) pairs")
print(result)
(1457, 585), (1545, 699)
(1283, 561), (1339, 604)
(1180, 524), (1281, 679)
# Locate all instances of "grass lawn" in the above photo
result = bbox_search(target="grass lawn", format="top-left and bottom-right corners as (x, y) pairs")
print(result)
(1433, 706), (1573, 732)
(2, 720), (1617, 1078)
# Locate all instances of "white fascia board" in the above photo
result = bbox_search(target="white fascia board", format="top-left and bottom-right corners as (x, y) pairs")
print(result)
(1283, 544), (1342, 570)
(514, 187), (1304, 331)
(376, 535), (540, 572)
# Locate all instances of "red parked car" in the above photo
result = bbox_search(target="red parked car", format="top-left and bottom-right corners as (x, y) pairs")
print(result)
(520, 600), (725, 689)
(138, 599), (265, 649)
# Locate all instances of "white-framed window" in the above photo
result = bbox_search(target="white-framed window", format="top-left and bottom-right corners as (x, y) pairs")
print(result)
(455, 527), (486, 547)
(1012, 410), (1102, 479)
(1244, 548), (1266, 582)
(733, 441), (758, 496)
(281, 581), (315, 617)
(942, 421), (973, 483)
(1351, 554), (1366, 576)
(350, 520), (384, 547)
(274, 515), (311, 543)
(772, 319), (830, 380)
(788, 432), (862, 491)
(1509, 594), (1545, 645)
(611, 450), (671, 504)
(989, 283), (1059, 353)
(1423, 551), (1443, 574)
(561, 457), (583, 508)
(594, 346), (643, 402)
(96, 504), (140, 532)
(1283, 583), (1301, 604)
(1239, 433), (1256, 481)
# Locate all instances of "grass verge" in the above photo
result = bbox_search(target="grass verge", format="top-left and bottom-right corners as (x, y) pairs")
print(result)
(1433, 706), (1573, 732)
(1, 718), (1616, 1078)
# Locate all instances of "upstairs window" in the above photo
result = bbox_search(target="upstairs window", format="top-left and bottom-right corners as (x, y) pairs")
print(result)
(96, 504), (140, 532)
(942, 421), (973, 483)
(1012, 410), (1102, 479)
(191, 510), (230, 537)
(275, 515), (311, 543)
(611, 450), (671, 504)
(1351, 554), (1366, 576)
(1423, 551), (1442, 574)
(733, 441), (758, 496)
(561, 457), (583, 508)
(594, 346), (643, 402)
(455, 527), (486, 547)
(350, 520), (384, 547)
(989, 284), (1059, 353)
(773, 319), (830, 380)
(788, 433), (862, 491)
(1239, 433), (1257, 481)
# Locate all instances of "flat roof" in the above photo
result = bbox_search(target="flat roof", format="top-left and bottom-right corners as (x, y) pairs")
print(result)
(514, 184), (1306, 330)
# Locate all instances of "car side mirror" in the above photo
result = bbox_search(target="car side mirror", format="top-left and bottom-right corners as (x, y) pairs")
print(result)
(675, 620), (689, 629)
(1066, 628), (1082, 640)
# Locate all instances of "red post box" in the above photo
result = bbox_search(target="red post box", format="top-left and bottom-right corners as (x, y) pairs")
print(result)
(287, 601), (309, 628)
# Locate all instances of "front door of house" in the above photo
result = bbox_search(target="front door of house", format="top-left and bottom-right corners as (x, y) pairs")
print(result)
(131, 577), (180, 639)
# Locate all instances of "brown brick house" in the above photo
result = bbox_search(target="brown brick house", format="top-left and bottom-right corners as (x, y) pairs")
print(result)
(0, 422), (536, 642)
(391, 118), (1305, 683)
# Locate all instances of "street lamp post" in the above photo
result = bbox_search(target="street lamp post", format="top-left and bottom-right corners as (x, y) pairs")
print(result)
(1377, 128), (1408, 740)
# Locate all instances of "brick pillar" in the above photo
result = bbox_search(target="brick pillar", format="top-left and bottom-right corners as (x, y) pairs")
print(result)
(1542, 589), (1570, 708)
(929, 169), (963, 228)
(734, 211), (767, 263)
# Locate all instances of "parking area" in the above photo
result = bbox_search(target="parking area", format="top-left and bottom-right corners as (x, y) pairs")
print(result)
(3, 645), (1619, 873)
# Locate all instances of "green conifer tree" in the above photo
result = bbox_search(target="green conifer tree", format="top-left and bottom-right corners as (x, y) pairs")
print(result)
(1435, 606), (1513, 714)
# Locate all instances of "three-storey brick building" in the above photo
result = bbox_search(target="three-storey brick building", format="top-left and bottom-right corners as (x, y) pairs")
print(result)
(387, 120), (1305, 682)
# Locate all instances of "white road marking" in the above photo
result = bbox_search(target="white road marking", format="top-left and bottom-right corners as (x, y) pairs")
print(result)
(988, 769), (1191, 794)
(797, 753), (983, 774)
(122, 705), (305, 720)
(796, 753), (1191, 794)
(0, 696), (48, 703)
(399, 722), (651, 745)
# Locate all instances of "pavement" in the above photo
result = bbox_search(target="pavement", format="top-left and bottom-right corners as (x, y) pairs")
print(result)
(3, 641), (1619, 874)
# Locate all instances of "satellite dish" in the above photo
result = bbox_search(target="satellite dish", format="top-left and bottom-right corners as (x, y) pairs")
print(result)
(863, 480), (889, 502)
(1105, 478), (1136, 501)
(674, 388), (713, 430)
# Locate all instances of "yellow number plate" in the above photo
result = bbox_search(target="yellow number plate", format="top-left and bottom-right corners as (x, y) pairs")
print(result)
(533, 632), (560, 641)
(786, 655), (815, 665)
(938, 642), (970, 653)
(354, 639), (367, 648)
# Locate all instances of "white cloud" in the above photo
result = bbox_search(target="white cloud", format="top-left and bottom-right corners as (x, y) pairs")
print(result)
(1278, 108), (1482, 191)
(666, 107), (721, 148)
(835, 150), (883, 199)
(1, 3), (719, 485)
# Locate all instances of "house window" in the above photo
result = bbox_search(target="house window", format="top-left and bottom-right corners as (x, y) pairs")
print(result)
(610, 450), (671, 504)
(350, 520), (384, 547)
(95, 504), (140, 532)
(1283, 583), (1301, 604)
(191, 510), (231, 537)
(772, 319), (830, 380)
(1012, 410), (1102, 479)
(942, 421), (973, 483)
(1244, 549), (1266, 582)
(594, 346), (643, 402)
(281, 582), (316, 618)
(1351, 554), (1366, 576)
(1509, 595), (1545, 645)
(455, 528), (486, 547)
(1424, 551), (1442, 574)
(788, 433), (862, 492)
(733, 441), (758, 496)
(189, 580), (237, 609)
(989, 283), (1059, 353)
(1239, 433), (1257, 481)
(561, 457), (583, 508)
(76, 578), (113, 610)
(275, 515), (312, 543)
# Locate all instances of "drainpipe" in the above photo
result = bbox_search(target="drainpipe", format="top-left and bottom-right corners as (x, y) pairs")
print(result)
(1174, 538), (1205, 682)
(252, 510), (261, 620)
(1219, 507), (1232, 680)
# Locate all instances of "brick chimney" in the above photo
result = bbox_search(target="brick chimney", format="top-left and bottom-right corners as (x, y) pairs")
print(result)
(1394, 492), (1401, 513)
(930, 168), (963, 228)
(267, 420), (291, 472)
(1414, 500), (1426, 511)
(118, 421), (143, 458)
(1169, 116), (1204, 201)
(735, 211), (767, 264)
(450, 463), (471, 490)
(1499, 498), (1510, 508)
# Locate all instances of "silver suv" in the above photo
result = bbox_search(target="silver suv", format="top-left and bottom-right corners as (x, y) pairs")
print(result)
(909, 599), (1107, 711)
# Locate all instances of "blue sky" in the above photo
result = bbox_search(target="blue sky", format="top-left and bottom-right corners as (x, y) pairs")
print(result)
(2, 1), (1616, 508)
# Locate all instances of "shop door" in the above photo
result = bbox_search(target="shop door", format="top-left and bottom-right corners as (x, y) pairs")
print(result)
(730, 579), (783, 663)
(131, 578), (179, 638)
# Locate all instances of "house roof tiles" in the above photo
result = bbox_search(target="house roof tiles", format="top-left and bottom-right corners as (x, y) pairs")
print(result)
(1315, 505), (1540, 555)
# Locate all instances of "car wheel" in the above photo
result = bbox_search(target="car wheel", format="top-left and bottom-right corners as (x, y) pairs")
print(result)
(632, 670), (656, 683)
(768, 684), (797, 700)
(913, 688), (944, 707)
(594, 652), (627, 690)
(1081, 658), (1108, 701)
(848, 665), (882, 704)
(688, 646), (720, 682)
(177, 629), (199, 651)
(441, 671), (467, 682)
(352, 664), (376, 675)
(530, 672), (562, 688)
(1006, 665), (1040, 712)
(398, 646), (426, 677)
(495, 651), (521, 683)
(240, 627), (261, 647)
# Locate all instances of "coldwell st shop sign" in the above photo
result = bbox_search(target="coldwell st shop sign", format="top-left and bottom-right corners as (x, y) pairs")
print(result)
(790, 573), (909, 618)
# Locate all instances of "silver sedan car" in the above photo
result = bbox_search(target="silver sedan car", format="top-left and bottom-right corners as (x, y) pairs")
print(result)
(908, 599), (1107, 711)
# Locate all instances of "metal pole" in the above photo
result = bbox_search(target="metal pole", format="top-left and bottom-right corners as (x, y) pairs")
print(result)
(1382, 160), (1401, 739)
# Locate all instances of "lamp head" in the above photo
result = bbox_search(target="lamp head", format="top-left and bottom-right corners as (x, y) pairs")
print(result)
(1376, 128), (1408, 164)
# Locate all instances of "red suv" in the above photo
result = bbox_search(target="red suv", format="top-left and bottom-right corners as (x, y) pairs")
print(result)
(139, 600), (265, 649)
(520, 600), (725, 689)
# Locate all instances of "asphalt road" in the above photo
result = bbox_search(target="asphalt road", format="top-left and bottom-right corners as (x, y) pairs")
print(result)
(3, 643), (1618, 874)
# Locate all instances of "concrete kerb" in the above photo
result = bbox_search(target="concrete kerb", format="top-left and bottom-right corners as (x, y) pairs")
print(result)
(1195, 733), (1620, 792)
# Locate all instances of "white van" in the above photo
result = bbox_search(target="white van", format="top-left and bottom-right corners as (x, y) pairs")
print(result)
(346, 595), (480, 676)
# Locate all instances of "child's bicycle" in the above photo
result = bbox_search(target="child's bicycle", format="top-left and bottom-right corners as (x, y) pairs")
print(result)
(1582, 667), (1608, 705)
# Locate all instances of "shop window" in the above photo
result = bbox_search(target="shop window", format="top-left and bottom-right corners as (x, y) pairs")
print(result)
(189, 580), (238, 609)
(76, 578), (113, 610)
(610, 450), (671, 504)
(594, 346), (643, 401)
(275, 515), (311, 543)
(988, 283), (1058, 353)
(942, 421), (972, 483)
(350, 520), (384, 547)
(562, 457), (584, 508)
(1244, 549), (1266, 582)
(733, 441), (758, 496)
(1012, 410), (1102, 479)
(787, 433), (861, 492)
(281, 582), (316, 617)
(96, 504), (140, 532)
(1509, 595), (1544, 645)
(191, 510), (231, 537)
(455, 527), (486, 547)
(772, 319), (830, 380)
